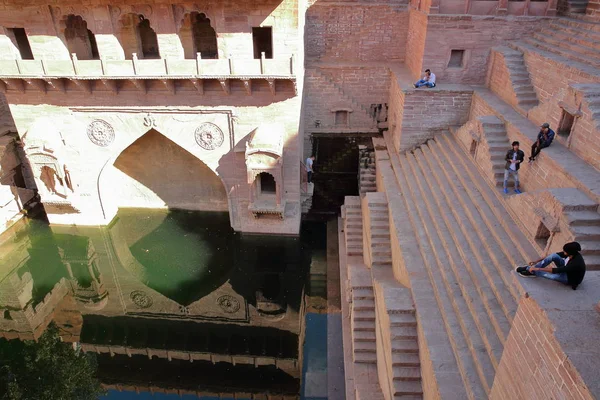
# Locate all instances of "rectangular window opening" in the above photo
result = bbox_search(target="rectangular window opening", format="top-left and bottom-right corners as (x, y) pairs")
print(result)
(448, 49), (465, 68)
(7, 28), (34, 60)
(558, 110), (575, 137)
(470, 139), (477, 156)
(535, 222), (551, 249)
(335, 110), (349, 127)
(252, 27), (273, 59)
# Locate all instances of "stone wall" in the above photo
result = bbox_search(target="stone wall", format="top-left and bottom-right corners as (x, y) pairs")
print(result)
(587, 0), (600, 18)
(419, 15), (549, 84)
(523, 47), (600, 170)
(318, 66), (391, 109)
(304, 2), (408, 62)
(490, 296), (594, 400)
(0, 0), (299, 61)
(388, 74), (472, 151)
(487, 48), (519, 109)
(405, 10), (428, 80)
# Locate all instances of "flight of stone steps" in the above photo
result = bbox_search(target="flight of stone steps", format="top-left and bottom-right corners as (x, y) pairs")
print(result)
(566, 206), (600, 270)
(359, 145), (377, 195)
(498, 47), (539, 111)
(362, 193), (393, 269)
(478, 116), (512, 187)
(384, 131), (542, 399)
(520, 16), (600, 69)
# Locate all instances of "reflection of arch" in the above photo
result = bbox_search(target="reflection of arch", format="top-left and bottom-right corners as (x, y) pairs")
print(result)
(97, 128), (230, 220)
(62, 14), (99, 60)
(179, 12), (218, 59)
(118, 13), (159, 59)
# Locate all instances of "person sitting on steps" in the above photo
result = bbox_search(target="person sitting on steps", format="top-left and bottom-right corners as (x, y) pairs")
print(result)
(413, 69), (436, 88)
(516, 242), (586, 290)
(529, 122), (555, 163)
(503, 141), (524, 194)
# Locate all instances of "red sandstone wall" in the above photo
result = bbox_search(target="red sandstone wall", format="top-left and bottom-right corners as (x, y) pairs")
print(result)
(305, 3), (408, 62)
(391, 86), (473, 151)
(490, 296), (594, 400)
(587, 0), (600, 19)
(524, 50), (600, 171)
(487, 49), (519, 109)
(303, 67), (376, 131)
(405, 10), (428, 80)
(318, 66), (391, 109)
(421, 16), (548, 85)
(387, 76), (406, 152)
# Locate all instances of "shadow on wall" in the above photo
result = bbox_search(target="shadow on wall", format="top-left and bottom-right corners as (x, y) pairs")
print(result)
(113, 129), (228, 211)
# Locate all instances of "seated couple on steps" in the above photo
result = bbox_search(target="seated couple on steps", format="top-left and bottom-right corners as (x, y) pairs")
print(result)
(516, 242), (586, 290)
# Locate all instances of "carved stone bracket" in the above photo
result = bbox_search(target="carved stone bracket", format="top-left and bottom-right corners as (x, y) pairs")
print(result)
(218, 79), (230, 95)
(267, 79), (276, 95)
(161, 79), (175, 95)
(72, 79), (92, 94)
(45, 78), (66, 93)
(242, 79), (251, 96)
(24, 79), (47, 93)
(190, 78), (204, 94)
(100, 79), (118, 94)
(132, 80), (147, 93)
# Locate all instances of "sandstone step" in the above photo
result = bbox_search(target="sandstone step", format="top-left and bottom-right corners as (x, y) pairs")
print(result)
(404, 150), (502, 383)
(565, 210), (600, 226)
(353, 330), (376, 342)
(354, 351), (377, 364)
(389, 313), (417, 327)
(580, 240), (600, 255)
(391, 326), (418, 340)
(372, 237), (392, 247)
(392, 352), (421, 366)
(352, 287), (375, 300)
(392, 380), (423, 396)
(392, 340), (419, 353)
(532, 31), (600, 60)
(353, 319), (376, 332)
(541, 25), (600, 52)
(523, 37), (600, 68)
(353, 298), (375, 311)
(584, 254), (600, 270)
(372, 248), (393, 257)
(549, 21), (600, 42)
(393, 366), (421, 381)
(356, 384), (385, 400)
(571, 225), (600, 240)
(354, 340), (377, 353)
(354, 309), (376, 321)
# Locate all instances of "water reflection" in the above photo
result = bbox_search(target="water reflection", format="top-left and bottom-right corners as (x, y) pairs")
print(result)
(0, 209), (327, 399)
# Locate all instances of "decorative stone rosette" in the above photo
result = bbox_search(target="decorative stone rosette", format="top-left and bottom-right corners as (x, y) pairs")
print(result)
(195, 122), (224, 150)
(217, 295), (240, 313)
(87, 120), (115, 147)
(130, 290), (153, 308)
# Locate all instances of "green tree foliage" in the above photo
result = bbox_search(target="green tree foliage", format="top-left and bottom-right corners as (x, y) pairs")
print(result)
(0, 323), (105, 400)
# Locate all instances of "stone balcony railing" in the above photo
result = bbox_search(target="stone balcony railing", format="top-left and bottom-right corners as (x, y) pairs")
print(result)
(0, 53), (297, 95)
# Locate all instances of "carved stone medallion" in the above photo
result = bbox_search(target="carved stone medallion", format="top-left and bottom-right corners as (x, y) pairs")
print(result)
(195, 122), (224, 150)
(130, 291), (153, 308)
(87, 120), (115, 147)
(217, 295), (240, 313)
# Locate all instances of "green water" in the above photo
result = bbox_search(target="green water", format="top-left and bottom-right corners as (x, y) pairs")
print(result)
(0, 209), (329, 399)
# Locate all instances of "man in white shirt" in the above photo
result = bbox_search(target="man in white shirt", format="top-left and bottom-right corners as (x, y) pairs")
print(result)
(305, 155), (315, 183)
(414, 69), (436, 88)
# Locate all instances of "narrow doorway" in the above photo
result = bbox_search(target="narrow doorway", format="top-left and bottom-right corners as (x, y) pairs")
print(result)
(252, 27), (273, 59)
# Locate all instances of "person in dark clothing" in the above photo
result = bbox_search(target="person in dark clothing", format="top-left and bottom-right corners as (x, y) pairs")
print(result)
(529, 122), (555, 162)
(503, 141), (525, 194)
(516, 242), (586, 290)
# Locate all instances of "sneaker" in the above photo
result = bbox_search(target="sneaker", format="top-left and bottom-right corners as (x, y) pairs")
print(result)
(514, 189), (522, 194)
(503, 188), (508, 194)
(516, 266), (535, 278)
(528, 158), (535, 163)
(413, 84), (418, 88)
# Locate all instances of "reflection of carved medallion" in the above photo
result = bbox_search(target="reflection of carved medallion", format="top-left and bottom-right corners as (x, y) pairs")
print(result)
(217, 295), (240, 313)
(195, 123), (224, 150)
(130, 291), (152, 308)
(87, 120), (115, 147)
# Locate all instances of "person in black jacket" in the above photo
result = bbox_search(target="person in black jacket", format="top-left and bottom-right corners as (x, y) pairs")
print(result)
(516, 242), (586, 290)
(529, 122), (555, 162)
(503, 141), (525, 194)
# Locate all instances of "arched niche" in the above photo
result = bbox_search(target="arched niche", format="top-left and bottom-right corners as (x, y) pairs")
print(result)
(245, 124), (285, 219)
(62, 14), (99, 60)
(118, 13), (159, 59)
(179, 12), (218, 59)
